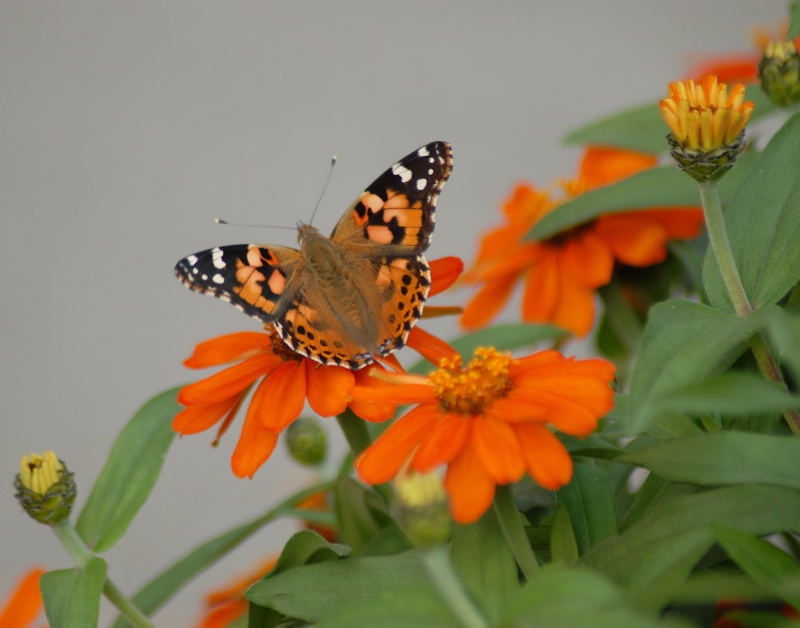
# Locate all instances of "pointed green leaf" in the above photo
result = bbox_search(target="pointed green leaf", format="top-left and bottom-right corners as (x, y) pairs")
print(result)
(789, 1), (800, 40)
(558, 464), (618, 556)
(76, 387), (180, 552)
(41, 557), (107, 628)
(549, 502), (579, 564)
(619, 472), (671, 532)
(451, 509), (519, 623)
(247, 551), (429, 623)
(334, 475), (382, 555)
(667, 372), (800, 415)
(714, 526), (800, 608)
(627, 301), (779, 433)
(580, 485), (800, 607)
(270, 530), (350, 575)
(620, 433), (800, 489)
(112, 483), (331, 627)
(563, 90), (775, 154)
(704, 111), (800, 309)
(503, 564), (692, 628)
(769, 311), (800, 382)
(528, 152), (755, 241)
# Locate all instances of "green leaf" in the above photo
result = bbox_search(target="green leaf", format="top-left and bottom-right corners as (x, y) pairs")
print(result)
(113, 483), (331, 627)
(666, 372), (800, 415)
(626, 301), (779, 434)
(563, 90), (775, 154)
(579, 485), (800, 609)
(558, 464), (618, 556)
(619, 472), (670, 532)
(619, 432), (800, 490)
(409, 323), (567, 375)
(769, 311), (800, 382)
(714, 526), (800, 608)
(502, 564), (692, 628)
(550, 502), (579, 564)
(41, 557), (107, 628)
(559, 433), (622, 459)
(334, 475), (382, 555)
(247, 550), (430, 623)
(451, 509), (519, 623)
(789, 1), (800, 40)
(528, 152), (754, 241)
(76, 387), (180, 553)
(269, 529), (350, 576)
(704, 111), (800, 310)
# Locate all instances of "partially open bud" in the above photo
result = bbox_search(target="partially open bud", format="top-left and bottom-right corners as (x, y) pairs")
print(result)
(285, 417), (327, 466)
(15, 452), (75, 525)
(759, 40), (800, 107)
(660, 75), (754, 182)
(392, 471), (452, 547)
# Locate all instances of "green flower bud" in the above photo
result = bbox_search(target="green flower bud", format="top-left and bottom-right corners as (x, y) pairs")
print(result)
(666, 131), (746, 183)
(393, 471), (452, 548)
(15, 452), (76, 525)
(759, 40), (800, 107)
(285, 417), (327, 466)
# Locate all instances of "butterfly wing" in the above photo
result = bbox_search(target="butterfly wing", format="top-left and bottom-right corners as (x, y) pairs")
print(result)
(174, 244), (302, 323)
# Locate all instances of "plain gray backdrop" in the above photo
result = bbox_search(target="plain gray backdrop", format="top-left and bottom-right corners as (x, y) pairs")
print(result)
(1, 2), (785, 625)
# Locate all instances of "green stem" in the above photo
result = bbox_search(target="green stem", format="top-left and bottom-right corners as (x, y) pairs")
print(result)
(492, 484), (539, 580)
(700, 181), (752, 317)
(336, 408), (373, 456)
(421, 545), (488, 628)
(53, 521), (155, 628)
(699, 181), (800, 434)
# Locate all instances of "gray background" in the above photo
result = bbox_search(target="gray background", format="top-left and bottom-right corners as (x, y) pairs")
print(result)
(1, 2), (783, 624)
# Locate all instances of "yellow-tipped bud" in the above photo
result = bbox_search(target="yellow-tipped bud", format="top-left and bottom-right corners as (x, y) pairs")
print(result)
(660, 75), (754, 182)
(759, 40), (800, 107)
(15, 452), (76, 525)
(393, 471), (452, 547)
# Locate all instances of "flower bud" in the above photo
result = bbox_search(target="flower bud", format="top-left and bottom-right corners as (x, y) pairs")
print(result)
(15, 452), (75, 525)
(759, 40), (800, 107)
(285, 417), (327, 466)
(660, 75), (754, 182)
(392, 471), (452, 547)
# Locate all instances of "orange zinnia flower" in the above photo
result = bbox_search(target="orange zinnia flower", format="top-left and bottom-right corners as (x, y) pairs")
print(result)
(352, 347), (616, 524)
(175, 257), (463, 478)
(461, 147), (704, 336)
(0, 567), (45, 628)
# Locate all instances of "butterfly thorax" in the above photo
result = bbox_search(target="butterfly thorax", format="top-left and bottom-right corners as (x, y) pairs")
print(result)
(297, 223), (351, 286)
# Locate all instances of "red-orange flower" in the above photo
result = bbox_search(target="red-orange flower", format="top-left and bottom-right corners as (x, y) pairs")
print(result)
(461, 147), (704, 336)
(175, 257), (463, 478)
(352, 347), (616, 524)
(0, 567), (45, 628)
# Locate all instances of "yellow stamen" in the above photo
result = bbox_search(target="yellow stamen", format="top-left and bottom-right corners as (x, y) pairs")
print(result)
(19, 451), (64, 496)
(430, 347), (513, 415)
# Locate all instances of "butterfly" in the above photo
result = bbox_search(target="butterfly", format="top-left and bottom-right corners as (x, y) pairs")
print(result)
(175, 141), (452, 370)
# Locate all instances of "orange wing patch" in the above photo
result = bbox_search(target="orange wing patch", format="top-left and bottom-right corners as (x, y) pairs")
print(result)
(376, 256), (431, 356)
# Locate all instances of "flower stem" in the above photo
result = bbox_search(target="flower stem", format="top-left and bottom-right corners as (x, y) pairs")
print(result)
(492, 484), (539, 580)
(699, 181), (800, 434)
(700, 181), (752, 317)
(52, 521), (155, 628)
(420, 545), (488, 628)
(335, 408), (373, 456)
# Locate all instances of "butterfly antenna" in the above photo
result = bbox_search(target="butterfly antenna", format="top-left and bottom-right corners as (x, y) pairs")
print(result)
(213, 218), (294, 231)
(308, 155), (337, 226)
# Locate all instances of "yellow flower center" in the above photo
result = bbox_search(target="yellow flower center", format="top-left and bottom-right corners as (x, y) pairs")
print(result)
(660, 75), (754, 151)
(765, 39), (797, 62)
(431, 347), (513, 415)
(19, 451), (64, 496)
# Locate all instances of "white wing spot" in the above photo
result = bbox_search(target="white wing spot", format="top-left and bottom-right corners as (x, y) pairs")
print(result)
(187, 255), (199, 266)
(392, 163), (413, 183)
(211, 248), (226, 270)
(212, 273), (225, 284)
(201, 273), (208, 280)
(418, 146), (430, 157)
(428, 168), (434, 175)
(416, 178), (427, 191)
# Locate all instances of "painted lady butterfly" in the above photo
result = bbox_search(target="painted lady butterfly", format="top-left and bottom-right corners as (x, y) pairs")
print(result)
(175, 141), (453, 370)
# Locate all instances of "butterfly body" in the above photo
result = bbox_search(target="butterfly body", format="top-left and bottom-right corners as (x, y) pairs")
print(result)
(176, 141), (452, 369)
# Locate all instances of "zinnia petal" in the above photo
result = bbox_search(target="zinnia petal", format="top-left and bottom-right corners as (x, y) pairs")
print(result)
(406, 327), (459, 366)
(410, 413), (470, 472)
(348, 366), (403, 422)
(513, 422), (574, 489)
(305, 362), (353, 417)
(469, 418), (526, 484)
(428, 256), (464, 297)
(253, 360), (307, 432)
(461, 273), (518, 330)
(173, 397), (239, 435)
(445, 446), (496, 524)
(595, 214), (672, 267)
(183, 332), (274, 369)
(231, 410), (279, 479)
(357, 404), (443, 484)
(0, 567), (44, 628)
(578, 146), (658, 190)
(178, 354), (280, 406)
(522, 252), (559, 323)
(559, 233), (614, 288)
(547, 272), (598, 337)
